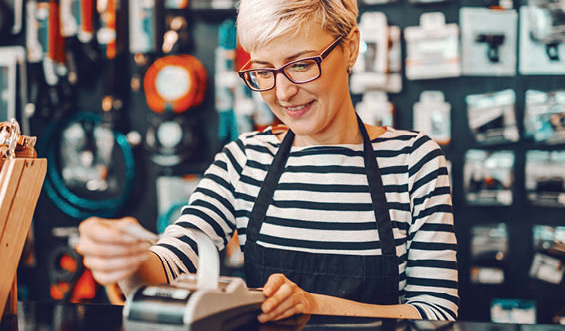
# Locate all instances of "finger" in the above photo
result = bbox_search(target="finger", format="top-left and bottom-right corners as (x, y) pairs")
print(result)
(260, 286), (304, 322)
(83, 253), (149, 273)
(258, 302), (303, 323)
(259, 302), (296, 323)
(79, 217), (139, 244)
(262, 273), (287, 297)
(76, 236), (151, 258)
(91, 268), (139, 285)
(262, 281), (294, 314)
(264, 293), (298, 317)
(270, 305), (304, 322)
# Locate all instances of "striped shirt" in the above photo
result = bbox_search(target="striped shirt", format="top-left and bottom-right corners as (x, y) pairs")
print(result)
(151, 126), (459, 320)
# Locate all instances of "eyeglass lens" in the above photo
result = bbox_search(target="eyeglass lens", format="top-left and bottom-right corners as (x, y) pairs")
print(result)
(244, 58), (321, 91)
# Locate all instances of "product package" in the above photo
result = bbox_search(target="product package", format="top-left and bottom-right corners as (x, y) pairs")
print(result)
(350, 12), (402, 94)
(464, 149), (515, 206)
(409, 0), (452, 5)
(190, 0), (234, 9)
(470, 223), (508, 285)
(404, 12), (460, 80)
(491, 299), (537, 324)
(0, 47), (26, 135)
(519, 6), (565, 75)
(164, 0), (188, 8)
(413, 91), (451, 145)
(128, 0), (157, 54)
(466, 89), (519, 145)
(0, 48), (20, 122)
(528, 0), (565, 46)
(525, 150), (565, 207)
(356, 91), (395, 127)
(524, 89), (565, 144)
(460, 7), (517, 76)
(530, 225), (565, 285)
(360, 0), (398, 4)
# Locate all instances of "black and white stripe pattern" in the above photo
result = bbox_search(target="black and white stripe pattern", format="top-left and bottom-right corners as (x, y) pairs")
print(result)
(151, 126), (459, 320)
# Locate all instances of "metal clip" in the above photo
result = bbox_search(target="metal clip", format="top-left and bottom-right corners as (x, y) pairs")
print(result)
(0, 119), (37, 159)
(0, 119), (22, 159)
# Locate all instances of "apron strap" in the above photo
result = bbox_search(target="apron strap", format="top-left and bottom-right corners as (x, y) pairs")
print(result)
(356, 115), (396, 256)
(246, 129), (295, 243)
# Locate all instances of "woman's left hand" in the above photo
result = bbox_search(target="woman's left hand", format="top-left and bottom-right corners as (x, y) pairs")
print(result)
(258, 273), (317, 323)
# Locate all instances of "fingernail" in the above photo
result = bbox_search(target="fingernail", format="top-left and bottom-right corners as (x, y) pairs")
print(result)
(257, 314), (267, 323)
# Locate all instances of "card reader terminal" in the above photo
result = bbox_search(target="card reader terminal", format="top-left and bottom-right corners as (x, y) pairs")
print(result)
(123, 228), (265, 331)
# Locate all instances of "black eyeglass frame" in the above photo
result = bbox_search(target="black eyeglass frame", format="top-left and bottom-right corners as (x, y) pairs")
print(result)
(238, 35), (344, 92)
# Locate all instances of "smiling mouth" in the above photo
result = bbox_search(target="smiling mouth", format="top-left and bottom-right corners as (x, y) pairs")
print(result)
(284, 101), (314, 112)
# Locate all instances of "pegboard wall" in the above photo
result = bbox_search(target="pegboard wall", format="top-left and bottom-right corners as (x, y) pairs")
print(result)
(0, 0), (564, 323)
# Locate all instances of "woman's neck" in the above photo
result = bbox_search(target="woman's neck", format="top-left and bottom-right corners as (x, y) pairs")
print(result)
(292, 109), (362, 147)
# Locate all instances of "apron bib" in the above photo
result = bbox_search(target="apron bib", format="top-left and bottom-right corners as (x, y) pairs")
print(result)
(243, 115), (399, 305)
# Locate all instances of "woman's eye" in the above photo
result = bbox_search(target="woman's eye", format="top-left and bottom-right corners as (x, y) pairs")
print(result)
(289, 61), (312, 71)
(255, 70), (273, 78)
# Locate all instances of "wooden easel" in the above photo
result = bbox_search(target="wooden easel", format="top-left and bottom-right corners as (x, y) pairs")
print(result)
(0, 120), (47, 319)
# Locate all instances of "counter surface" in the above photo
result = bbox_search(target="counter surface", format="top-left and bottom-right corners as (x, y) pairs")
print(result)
(1, 301), (565, 331)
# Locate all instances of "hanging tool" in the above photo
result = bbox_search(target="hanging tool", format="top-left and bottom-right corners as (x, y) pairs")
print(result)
(144, 113), (200, 167)
(143, 54), (207, 114)
(41, 111), (137, 219)
(96, 0), (119, 60)
(215, 18), (239, 144)
(129, 0), (158, 92)
(25, 0), (75, 121)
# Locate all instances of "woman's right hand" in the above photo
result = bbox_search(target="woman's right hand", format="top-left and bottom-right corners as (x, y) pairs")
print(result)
(76, 216), (153, 285)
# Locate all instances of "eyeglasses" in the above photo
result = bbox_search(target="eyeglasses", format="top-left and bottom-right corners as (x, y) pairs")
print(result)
(238, 35), (344, 92)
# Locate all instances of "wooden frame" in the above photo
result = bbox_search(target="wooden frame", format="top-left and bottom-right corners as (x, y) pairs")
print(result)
(0, 157), (47, 318)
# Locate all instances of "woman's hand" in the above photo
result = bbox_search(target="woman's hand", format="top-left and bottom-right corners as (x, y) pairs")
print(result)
(75, 216), (152, 285)
(258, 273), (317, 323)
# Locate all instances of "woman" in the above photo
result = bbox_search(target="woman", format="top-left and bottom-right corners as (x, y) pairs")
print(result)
(76, 0), (459, 322)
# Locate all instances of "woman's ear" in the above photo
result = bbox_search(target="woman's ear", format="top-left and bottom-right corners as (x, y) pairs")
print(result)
(345, 27), (360, 69)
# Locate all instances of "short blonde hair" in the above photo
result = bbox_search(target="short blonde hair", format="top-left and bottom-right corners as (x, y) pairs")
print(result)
(236, 0), (358, 52)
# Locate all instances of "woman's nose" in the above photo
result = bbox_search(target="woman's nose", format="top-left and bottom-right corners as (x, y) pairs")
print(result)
(275, 72), (299, 101)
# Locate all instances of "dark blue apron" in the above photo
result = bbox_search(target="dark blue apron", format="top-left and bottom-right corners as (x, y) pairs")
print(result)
(243, 115), (399, 305)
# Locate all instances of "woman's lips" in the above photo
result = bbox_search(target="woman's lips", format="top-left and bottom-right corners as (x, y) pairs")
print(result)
(283, 101), (314, 118)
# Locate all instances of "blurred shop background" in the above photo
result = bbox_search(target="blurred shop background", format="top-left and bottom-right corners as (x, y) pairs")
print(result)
(0, 0), (564, 325)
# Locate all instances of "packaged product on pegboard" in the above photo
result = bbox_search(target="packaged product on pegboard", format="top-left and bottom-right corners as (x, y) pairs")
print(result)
(491, 299), (536, 324)
(530, 225), (565, 286)
(350, 11), (402, 94)
(404, 12), (460, 80)
(413, 90), (451, 145)
(524, 89), (565, 144)
(466, 89), (519, 145)
(356, 91), (394, 128)
(525, 150), (565, 207)
(464, 149), (514, 206)
(470, 223), (508, 285)
(460, 7), (517, 76)
(519, 4), (565, 75)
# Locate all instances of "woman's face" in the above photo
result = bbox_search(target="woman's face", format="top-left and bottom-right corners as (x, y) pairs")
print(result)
(249, 23), (358, 145)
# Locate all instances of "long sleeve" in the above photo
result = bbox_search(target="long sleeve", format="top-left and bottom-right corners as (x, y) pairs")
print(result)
(403, 133), (459, 320)
(150, 138), (248, 282)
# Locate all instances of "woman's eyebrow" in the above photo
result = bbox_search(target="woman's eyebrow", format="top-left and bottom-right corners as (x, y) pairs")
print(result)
(251, 50), (318, 66)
